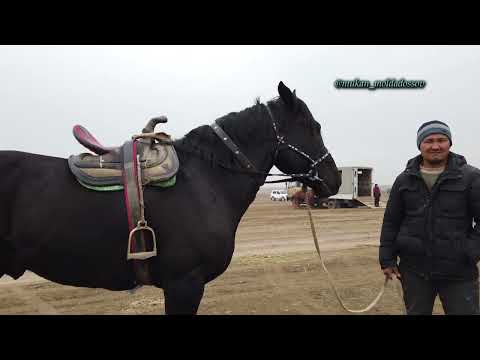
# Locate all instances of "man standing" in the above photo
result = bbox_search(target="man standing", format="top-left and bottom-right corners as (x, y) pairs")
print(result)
(379, 120), (480, 315)
(373, 184), (381, 207)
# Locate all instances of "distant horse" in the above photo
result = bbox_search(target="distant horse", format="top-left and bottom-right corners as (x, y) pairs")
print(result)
(291, 188), (316, 208)
(0, 82), (340, 314)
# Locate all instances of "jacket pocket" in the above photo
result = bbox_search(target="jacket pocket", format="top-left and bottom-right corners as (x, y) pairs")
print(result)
(399, 183), (424, 214)
(436, 183), (467, 216)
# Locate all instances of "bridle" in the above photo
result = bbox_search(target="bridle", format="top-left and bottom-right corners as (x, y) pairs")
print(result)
(264, 104), (331, 184)
(210, 103), (332, 191)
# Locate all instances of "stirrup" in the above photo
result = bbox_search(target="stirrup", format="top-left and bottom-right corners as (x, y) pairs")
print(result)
(126, 220), (157, 260)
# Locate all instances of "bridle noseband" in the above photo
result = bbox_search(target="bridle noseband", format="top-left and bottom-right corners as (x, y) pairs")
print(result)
(210, 103), (332, 189)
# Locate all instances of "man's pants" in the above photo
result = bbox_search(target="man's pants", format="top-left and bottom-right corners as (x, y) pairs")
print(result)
(399, 268), (480, 315)
(374, 198), (380, 207)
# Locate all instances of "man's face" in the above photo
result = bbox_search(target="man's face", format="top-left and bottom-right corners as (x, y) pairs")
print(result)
(419, 133), (451, 165)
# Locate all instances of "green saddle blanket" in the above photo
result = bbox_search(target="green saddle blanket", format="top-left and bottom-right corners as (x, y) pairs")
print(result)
(76, 176), (177, 191)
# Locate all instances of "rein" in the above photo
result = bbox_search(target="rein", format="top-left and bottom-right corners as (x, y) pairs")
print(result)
(305, 203), (405, 314)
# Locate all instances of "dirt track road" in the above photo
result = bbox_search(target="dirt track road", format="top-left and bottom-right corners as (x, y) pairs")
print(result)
(0, 194), (447, 315)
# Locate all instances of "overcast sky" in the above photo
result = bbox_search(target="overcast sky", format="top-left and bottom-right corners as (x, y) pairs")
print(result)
(1, 45), (478, 185)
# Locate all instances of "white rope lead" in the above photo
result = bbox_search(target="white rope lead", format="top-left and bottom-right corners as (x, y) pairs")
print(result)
(306, 206), (405, 314)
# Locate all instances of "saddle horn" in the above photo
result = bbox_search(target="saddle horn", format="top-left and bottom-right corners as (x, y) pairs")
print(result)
(142, 116), (168, 134)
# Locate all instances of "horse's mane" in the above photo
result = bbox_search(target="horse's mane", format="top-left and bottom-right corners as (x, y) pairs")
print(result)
(173, 98), (272, 169)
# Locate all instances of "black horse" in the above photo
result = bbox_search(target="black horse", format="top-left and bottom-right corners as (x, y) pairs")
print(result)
(0, 82), (340, 314)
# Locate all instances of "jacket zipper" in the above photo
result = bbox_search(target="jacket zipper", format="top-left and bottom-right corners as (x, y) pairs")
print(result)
(423, 171), (462, 278)
(407, 170), (461, 279)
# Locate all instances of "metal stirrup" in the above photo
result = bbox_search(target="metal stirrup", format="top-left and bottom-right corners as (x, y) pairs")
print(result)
(126, 152), (157, 260)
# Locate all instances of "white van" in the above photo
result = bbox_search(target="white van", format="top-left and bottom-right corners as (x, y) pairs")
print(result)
(270, 189), (288, 201)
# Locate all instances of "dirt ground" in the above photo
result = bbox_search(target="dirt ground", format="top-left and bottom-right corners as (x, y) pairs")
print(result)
(0, 193), (447, 315)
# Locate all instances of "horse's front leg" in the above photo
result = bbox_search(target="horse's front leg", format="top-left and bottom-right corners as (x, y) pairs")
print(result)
(163, 267), (205, 315)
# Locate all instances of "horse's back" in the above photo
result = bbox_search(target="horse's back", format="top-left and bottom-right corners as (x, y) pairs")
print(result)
(0, 150), (69, 185)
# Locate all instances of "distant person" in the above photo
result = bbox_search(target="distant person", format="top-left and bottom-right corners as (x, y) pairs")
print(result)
(379, 120), (480, 315)
(373, 184), (381, 207)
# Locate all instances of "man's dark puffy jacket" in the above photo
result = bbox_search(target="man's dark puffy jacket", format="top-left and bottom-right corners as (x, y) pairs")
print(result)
(379, 152), (480, 280)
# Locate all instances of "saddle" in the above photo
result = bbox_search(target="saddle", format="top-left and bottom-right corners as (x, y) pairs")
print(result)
(68, 117), (179, 189)
(68, 117), (180, 286)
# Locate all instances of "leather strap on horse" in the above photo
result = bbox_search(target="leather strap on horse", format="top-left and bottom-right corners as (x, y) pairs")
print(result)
(123, 140), (155, 286)
(305, 204), (405, 314)
(211, 120), (256, 171)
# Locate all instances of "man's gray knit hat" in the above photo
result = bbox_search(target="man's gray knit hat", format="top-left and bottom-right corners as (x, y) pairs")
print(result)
(417, 120), (452, 149)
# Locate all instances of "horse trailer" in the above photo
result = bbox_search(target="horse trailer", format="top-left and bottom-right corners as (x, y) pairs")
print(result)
(326, 166), (373, 208)
(286, 166), (374, 208)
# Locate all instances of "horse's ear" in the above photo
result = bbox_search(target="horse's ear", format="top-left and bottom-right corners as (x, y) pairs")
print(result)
(292, 89), (298, 109)
(278, 81), (298, 111)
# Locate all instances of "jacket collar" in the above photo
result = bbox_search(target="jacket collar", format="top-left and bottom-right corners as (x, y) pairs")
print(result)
(404, 152), (466, 179)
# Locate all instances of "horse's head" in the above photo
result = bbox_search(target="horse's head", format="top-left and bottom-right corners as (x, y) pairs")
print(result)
(268, 82), (341, 198)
